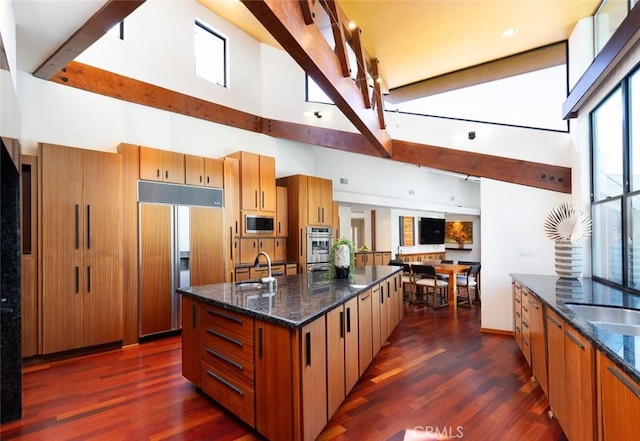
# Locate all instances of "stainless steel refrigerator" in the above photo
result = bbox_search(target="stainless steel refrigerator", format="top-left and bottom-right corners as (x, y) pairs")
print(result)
(138, 181), (223, 338)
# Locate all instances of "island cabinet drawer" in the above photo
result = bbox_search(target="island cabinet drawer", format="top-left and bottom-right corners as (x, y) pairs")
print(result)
(202, 360), (255, 426)
(202, 342), (255, 384)
(200, 306), (254, 361)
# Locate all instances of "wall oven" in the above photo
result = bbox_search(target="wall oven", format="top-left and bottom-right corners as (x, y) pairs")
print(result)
(307, 226), (332, 271)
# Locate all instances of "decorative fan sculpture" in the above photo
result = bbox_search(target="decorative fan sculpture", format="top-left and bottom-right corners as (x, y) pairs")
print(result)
(544, 202), (592, 243)
(544, 203), (591, 278)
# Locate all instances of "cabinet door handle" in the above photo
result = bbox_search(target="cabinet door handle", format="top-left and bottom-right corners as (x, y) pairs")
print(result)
(387, 281), (391, 297)
(261, 191), (265, 209)
(548, 315), (562, 328)
(199, 175), (203, 183)
(165, 170), (169, 180)
(86, 205), (91, 250)
(322, 207), (325, 223)
(191, 302), (197, 327)
(346, 307), (351, 333)
(207, 175), (210, 184)
(205, 370), (244, 396)
(278, 221), (281, 235)
(75, 266), (80, 293)
(305, 331), (312, 367)
(75, 204), (80, 249)
(258, 327), (263, 359)
(205, 308), (243, 324)
(339, 311), (344, 338)
(229, 227), (233, 260)
(300, 229), (303, 256)
(565, 330), (585, 350)
(361, 294), (370, 301)
(156, 168), (160, 178)
(381, 288), (384, 304)
(86, 266), (91, 293)
(206, 328), (243, 347)
(607, 366), (640, 398)
(254, 190), (258, 208)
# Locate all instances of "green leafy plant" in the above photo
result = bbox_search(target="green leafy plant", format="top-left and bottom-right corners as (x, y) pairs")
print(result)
(328, 237), (355, 278)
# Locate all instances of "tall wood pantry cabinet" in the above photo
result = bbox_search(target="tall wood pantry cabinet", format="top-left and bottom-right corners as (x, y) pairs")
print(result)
(40, 143), (123, 354)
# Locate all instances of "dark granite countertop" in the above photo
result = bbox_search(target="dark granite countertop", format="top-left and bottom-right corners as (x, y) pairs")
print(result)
(178, 266), (402, 329)
(510, 274), (640, 384)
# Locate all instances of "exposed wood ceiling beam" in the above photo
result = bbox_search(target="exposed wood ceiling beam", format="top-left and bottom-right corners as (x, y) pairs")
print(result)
(50, 61), (570, 193)
(240, 0), (392, 158)
(388, 42), (567, 104)
(392, 139), (570, 193)
(33, 0), (146, 80)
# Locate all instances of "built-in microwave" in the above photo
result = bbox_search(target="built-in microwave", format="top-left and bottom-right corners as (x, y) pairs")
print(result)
(245, 214), (274, 234)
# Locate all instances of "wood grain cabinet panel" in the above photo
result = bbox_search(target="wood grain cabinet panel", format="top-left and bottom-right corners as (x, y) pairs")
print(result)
(139, 146), (184, 184)
(40, 143), (122, 354)
(306, 176), (332, 226)
(358, 288), (373, 376)
(301, 316), (327, 441)
(276, 186), (288, 237)
(546, 308), (566, 425)
(185, 155), (223, 188)
(181, 296), (200, 387)
(228, 151), (276, 214)
(598, 351), (640, 441)
(190, 207), (224, 286)
(528, 295), (548, 396)
(275, 237), (287, 262)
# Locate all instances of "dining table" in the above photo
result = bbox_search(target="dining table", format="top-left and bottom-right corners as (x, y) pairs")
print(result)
(408, 262), (470, 310)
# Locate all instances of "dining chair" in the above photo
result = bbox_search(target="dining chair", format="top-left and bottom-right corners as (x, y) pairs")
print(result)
(413, 264), (449, 308)
(402, 263), (417, 303)
(456, 264), (481, 307)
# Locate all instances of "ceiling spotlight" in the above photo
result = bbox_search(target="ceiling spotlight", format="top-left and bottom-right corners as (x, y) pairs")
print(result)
(348, 20), (356, 30)
(501, 27), (518, 38)
(314, 111), (323, 118)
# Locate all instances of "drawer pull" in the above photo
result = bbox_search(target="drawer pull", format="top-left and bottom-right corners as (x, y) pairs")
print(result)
(529, 301), (539, 310)
(206, 369), (244, 396)
(361, 294), (370, 301)
(607, 366), (640, 398)
(339, 311), (344, 338)
(547, 315), (562, 328)
(305, 332), (311, 367)
(565, 330), (585, 350)
(206, 328), (243, 347)
(206, 348), (244, 371)
(346, 307), (352, 333)
(206, 308), (243, 324)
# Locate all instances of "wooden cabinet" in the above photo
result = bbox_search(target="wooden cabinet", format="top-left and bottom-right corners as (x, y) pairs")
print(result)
(227, 151), (276, 213)
(201, 304), (255, 426)
(513, 282), (523, 351)
(190, 207), (225, 286)
(239, 237), (275, 265)
(546, 308), (566, 427)
(181, 296), (200, 387)
(276, 186), (288, 236)
(598, 351), (640, 441)
(356, 251), (392, 267)
(326, 296), (359, 418)
(274, 237), (287, 262)
(255, 316), (326, 441)
(358, 288), (373, 376)
(40, 143), (122, 354)
(395, 252), (446, 262)
(563, 320), (596, 441)
(139, 146), (184, 184)
(185, 154), (223, 188)
(528, 294), (548, 396)
(300, 316), (328, 441)
(223, 157), (240, 282)
(307, 176), (332, 226)
(545, 308), (596, 441)
(520, 288), (532, 365)
(332, 201), (340, 241)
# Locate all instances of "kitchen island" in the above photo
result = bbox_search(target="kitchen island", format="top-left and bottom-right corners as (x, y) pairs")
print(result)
(178, 265), (404, 441)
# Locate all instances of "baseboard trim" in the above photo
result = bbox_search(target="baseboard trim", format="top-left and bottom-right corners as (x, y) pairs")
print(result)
(480, 328), (514, 336)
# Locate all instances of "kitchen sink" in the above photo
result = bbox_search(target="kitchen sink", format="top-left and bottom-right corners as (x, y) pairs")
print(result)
(565, 304), (640, 335)
(235, 282), (267, 289)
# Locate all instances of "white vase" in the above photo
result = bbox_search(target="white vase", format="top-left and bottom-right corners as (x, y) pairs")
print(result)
(555, 239), (582, 278)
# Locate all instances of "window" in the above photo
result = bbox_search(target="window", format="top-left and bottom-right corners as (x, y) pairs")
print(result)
(306, 75), (333, 104)
(194, 20), (227, 87)
(590, 66), (640, 291)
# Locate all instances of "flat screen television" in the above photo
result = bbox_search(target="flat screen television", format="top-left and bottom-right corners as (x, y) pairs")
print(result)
(419, 217), (445, 245)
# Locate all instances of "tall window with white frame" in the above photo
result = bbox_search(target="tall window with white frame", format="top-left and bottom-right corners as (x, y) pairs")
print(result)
(194, 20), (227, 88)
(591, 65), (640, 291)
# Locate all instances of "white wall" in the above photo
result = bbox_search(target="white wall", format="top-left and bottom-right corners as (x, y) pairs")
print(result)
(480, 178), (570, 331)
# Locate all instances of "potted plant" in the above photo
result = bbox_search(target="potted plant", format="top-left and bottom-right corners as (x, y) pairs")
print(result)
(329, 237), (355, 279)
(543, 202), (591, 278)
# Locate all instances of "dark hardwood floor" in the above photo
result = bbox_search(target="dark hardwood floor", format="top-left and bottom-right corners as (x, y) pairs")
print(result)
(1, 303), (567, 441)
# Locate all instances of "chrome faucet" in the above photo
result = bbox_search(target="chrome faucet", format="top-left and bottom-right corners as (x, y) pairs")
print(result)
(254, 251), (276, 291)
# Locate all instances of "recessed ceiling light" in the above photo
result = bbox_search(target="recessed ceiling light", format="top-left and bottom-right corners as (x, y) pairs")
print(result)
(348, 20), (356, 30)
(501, 27), (519, 38)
